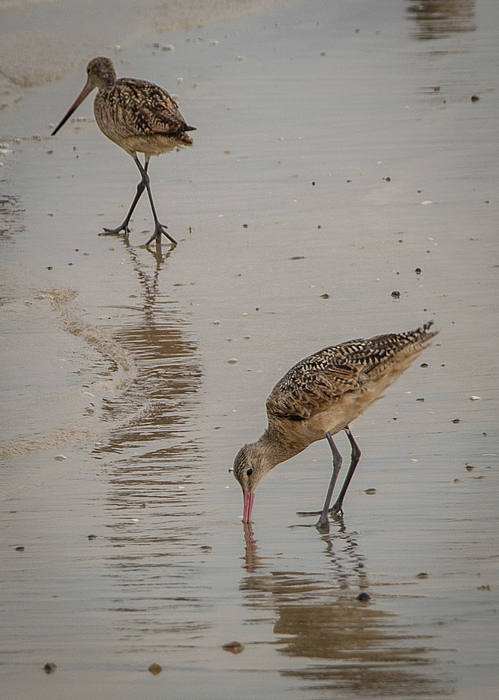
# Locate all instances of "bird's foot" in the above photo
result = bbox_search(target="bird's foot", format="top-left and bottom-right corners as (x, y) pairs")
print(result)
(297, 506), (343, 528)
(328, 504), (344, 519)
(99, 222), (131, 237)
(145, 223), (177, 247)
(315, 515), (330, 533)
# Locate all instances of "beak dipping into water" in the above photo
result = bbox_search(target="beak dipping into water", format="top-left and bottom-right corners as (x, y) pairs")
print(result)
(243, 491), (255, 523)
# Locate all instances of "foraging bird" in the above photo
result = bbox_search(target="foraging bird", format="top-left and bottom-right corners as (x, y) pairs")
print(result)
(51, 56), (195, 245)
(233, 321), (438, 529)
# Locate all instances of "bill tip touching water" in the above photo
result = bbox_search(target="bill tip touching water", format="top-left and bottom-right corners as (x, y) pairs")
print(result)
(233, 321), (438, 530)
(51, 56), (195, 246)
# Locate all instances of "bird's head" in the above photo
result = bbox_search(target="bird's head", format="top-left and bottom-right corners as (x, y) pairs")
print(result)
(51, 57), (117, 137)
(85, 57), (117, 91)
(232, 442), (271, 523)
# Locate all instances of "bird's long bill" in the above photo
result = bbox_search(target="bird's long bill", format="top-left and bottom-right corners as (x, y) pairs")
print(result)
(242, 491), (255, 523)
(51, 82), (93, 136)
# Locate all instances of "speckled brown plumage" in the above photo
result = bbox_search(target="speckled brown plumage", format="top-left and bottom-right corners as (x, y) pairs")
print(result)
(52, 57), (195, 245)
(233, 321), (438, 529)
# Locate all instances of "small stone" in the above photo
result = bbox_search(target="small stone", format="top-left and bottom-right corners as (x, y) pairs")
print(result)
(54, 454), (67, 461)
(43, 662), (57, 674)
(364, 488), (377, 495)
(416, 397), (425, 402)
(15, 546), (25, 551)
(420, 363), (428, 368)
(416, 572), (429, 579)
(465, 464), (474, 471)
(471, 94), (480, 102)
(469, 396), (481, 401)
(227, 358), (238, 364)
(356, 592), (371, 602)
(391, 290), (401, 298)
(320, 293), (330, 299)
(88, 534), (97, 540)
(452, 418), (461, 424)
(148, 663), (162, 675)
(415, 267), (422, 275)
(223, 641), (245, 654)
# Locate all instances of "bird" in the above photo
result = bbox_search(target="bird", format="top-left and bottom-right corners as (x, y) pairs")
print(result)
(233, 321), (438, 530)
(51, 56), (196, 246)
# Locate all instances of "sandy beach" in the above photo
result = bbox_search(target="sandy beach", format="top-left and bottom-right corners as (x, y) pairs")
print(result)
(1, 0), (498, 698)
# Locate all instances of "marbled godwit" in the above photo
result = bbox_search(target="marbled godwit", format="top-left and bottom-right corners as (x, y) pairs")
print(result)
(51, 57), (195, 245)
(233, 321), (438, 530)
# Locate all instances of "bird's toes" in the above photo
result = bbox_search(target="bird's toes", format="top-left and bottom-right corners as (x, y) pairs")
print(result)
(315, 518), (330, 533)
(328, 506), (344, 520)
(100, 225), (129, 236)
(155, 225), (177, 246)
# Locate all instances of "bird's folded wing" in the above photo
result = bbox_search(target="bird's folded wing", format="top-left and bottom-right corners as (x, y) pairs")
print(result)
(266, 358), (365, 421)
(114, 79), (190, 136)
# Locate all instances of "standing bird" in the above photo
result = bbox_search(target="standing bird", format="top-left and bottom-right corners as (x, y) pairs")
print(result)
(233, 321), (438, 530)
(51, 56), (195, 246)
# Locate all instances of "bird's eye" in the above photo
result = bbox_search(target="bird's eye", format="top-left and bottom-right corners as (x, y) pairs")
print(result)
(246, 468), (253, 476)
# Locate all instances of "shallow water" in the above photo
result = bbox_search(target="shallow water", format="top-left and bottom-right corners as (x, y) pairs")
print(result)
(1, 0), (498, 698)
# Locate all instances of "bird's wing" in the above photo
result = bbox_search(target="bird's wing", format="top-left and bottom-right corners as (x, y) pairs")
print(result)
(266, 352), (365, 421)
(265, 322), (437, 422)
(113, 79), (191, 137)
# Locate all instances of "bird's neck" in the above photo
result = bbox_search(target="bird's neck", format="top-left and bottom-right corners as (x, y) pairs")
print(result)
(256, 425), (308, 470)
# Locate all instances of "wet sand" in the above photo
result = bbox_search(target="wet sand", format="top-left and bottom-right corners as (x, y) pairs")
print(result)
(1, 0), (498, 698)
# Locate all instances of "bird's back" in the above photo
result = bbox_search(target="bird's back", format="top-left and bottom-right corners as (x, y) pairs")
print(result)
(266, 322), (438, 432)
(94, 78), (195, 156)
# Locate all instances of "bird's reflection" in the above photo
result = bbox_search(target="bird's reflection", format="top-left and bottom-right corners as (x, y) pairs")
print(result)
(94, 236), (201, 453)
(406, 0), (476, 41)
(240, 524), (453, 697)
(94, 236), (206, 650)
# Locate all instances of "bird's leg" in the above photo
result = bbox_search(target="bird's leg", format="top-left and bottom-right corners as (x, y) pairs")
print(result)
(315, 432), (343, 531)
(133, 157), (177, 246)
(296, 431), (343, 531)
(101, 160), (149, 237)
(328, 427), (361, 516)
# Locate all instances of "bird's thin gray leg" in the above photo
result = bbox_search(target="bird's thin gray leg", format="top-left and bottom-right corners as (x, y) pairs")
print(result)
(315, 432), (343, 531)
(100, 159), (149, 237)
(133, 157), (177, 246)
(329, 427), (361, 516)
